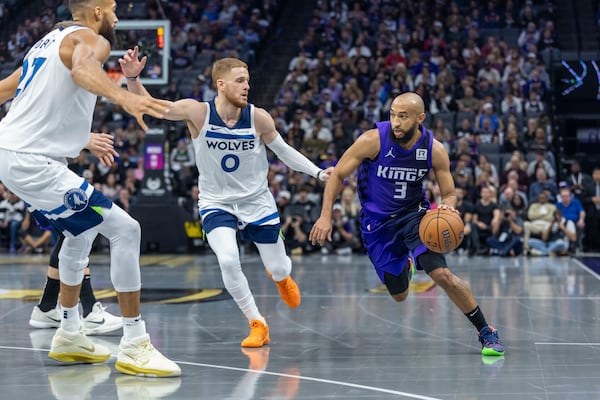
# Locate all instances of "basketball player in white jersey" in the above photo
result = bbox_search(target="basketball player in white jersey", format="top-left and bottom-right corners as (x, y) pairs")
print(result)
(120, 49), (333, 347)
(0, 1), (180, 376)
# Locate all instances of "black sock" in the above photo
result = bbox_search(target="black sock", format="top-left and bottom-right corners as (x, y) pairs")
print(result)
(38, 277), (60, 312)
(80, 275), (97, 317)
(464, 305), (488, 332)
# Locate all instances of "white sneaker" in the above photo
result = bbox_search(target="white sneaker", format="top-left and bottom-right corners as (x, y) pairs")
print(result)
(48, 364), (111, 400)
(115, 376), (182, 399)
(29, 305), (61, 329)
(83, 302), (123, 335)
(48, 328), (112, 364)
(116, 334), (181, 377)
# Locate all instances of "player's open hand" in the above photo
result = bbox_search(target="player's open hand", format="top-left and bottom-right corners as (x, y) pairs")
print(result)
(87, 132), (119, 167)
(309, 216), (333, 246)
(122, 94), (173, 131)
(118, 46), (146, 78)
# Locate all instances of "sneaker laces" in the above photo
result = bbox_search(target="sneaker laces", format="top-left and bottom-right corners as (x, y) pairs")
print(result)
(249, 320), (263, 329)
(480, 327), (501, 345)
(281, 277), (293, 290)
(129, 338), (156, 364)
(93, 303), (107, 314)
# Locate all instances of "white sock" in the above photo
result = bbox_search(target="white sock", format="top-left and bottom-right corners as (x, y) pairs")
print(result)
(60, 304), (81, 332)
(228, 282), (265, 324)
(122, 315), (147, 340)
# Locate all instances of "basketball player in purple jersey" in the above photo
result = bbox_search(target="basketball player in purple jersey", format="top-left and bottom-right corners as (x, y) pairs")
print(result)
(310, 93), (504, 356)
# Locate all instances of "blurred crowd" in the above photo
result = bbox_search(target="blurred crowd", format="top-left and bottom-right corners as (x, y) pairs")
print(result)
(0, 0), (599, 256)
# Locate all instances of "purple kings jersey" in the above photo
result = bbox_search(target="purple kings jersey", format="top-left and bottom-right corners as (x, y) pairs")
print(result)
(357, 122), (433, 220)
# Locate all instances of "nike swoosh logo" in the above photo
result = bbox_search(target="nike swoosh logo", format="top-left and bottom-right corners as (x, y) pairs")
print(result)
(86, 318), (105, 325)
(469, 311), (478, 317)
(78, 344), (96, 352)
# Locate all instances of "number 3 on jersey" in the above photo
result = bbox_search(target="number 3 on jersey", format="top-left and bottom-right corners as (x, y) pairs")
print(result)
(15, 57), (47, 97)
(394, 182), (407, 199)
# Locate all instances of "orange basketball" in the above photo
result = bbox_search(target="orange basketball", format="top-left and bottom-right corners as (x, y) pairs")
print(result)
(418, 208), (465, 253)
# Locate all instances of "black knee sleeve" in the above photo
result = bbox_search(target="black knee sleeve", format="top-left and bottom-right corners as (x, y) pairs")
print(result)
(417, 250), (447, 274)
(383, 268), (411, 295)
(48, 233), (65, 269)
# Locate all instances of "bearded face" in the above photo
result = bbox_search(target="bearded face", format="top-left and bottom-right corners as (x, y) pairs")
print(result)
(220, 67), (250, 108)
(391, 120), (418, 145)
(224, 88), (248, 108)
(98, 14), (117, 46)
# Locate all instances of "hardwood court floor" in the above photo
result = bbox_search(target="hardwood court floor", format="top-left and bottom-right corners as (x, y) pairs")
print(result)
(0, 251), (599, 400)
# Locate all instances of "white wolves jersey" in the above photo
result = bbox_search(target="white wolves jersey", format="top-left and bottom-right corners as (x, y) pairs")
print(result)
(192, 100), (268, 203)
(0, 25), (97, 158)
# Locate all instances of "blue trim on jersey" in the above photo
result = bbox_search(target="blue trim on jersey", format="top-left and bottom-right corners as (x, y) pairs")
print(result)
(249, 211), (279, 225)
(39, 189), (112, 236)
(206, 131), (255, 140)
(29, 210), (52, 229)
(240, 223), (280, 243)
(202, 210), (281, 243)
(202, 210), (237, 233)
(208, 99), (252, 129)
(45, 180), (90, 216)
(200, 207), (223, 216)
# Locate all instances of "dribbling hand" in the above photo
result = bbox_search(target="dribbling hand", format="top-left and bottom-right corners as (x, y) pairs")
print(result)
(437, 203), (460, 215)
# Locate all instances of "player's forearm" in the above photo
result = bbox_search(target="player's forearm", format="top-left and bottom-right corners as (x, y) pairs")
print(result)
(320, 175), (344, 219)
(125, 76), (151, 97)
(71, 55), (128, 105)
(266, 135), (320, 178)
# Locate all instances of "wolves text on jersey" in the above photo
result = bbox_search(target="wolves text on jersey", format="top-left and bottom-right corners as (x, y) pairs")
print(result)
(206, 139), (255, 152)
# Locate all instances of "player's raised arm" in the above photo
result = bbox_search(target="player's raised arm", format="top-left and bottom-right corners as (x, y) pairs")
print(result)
(65, 31), (172, 131)
(119, 46), (206, 137)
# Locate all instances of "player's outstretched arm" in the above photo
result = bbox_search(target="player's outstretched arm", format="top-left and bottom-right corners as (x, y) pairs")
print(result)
(309, 129), (379, 245)
(65, 30), (172, 131)
(256, 107), (333, 180)
(119, 46), (206, 136)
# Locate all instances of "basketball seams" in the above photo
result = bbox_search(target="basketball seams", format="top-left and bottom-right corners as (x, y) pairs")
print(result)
(437, 214), (458, 252)
(419, 209), (464, 253)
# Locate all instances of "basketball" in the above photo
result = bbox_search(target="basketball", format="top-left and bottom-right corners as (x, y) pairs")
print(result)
(418, 208), (465, 253)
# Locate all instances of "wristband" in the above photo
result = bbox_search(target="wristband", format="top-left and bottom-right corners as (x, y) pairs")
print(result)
(126, 75), (138, 81)
(316, 169), (324, 180)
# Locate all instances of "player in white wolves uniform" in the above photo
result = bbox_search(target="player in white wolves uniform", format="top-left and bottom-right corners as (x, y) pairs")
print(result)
(120, 50), (333, 347)
(0, 1), (178, 376)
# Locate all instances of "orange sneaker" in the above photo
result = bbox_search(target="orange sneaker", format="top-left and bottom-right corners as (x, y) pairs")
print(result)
(241, 320), (270, 348)
(265, 270), (301, 308)
(275, 276), (301, 308)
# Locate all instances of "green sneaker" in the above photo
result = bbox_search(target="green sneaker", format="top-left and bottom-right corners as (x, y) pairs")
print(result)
(478, 326), (505, 356)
